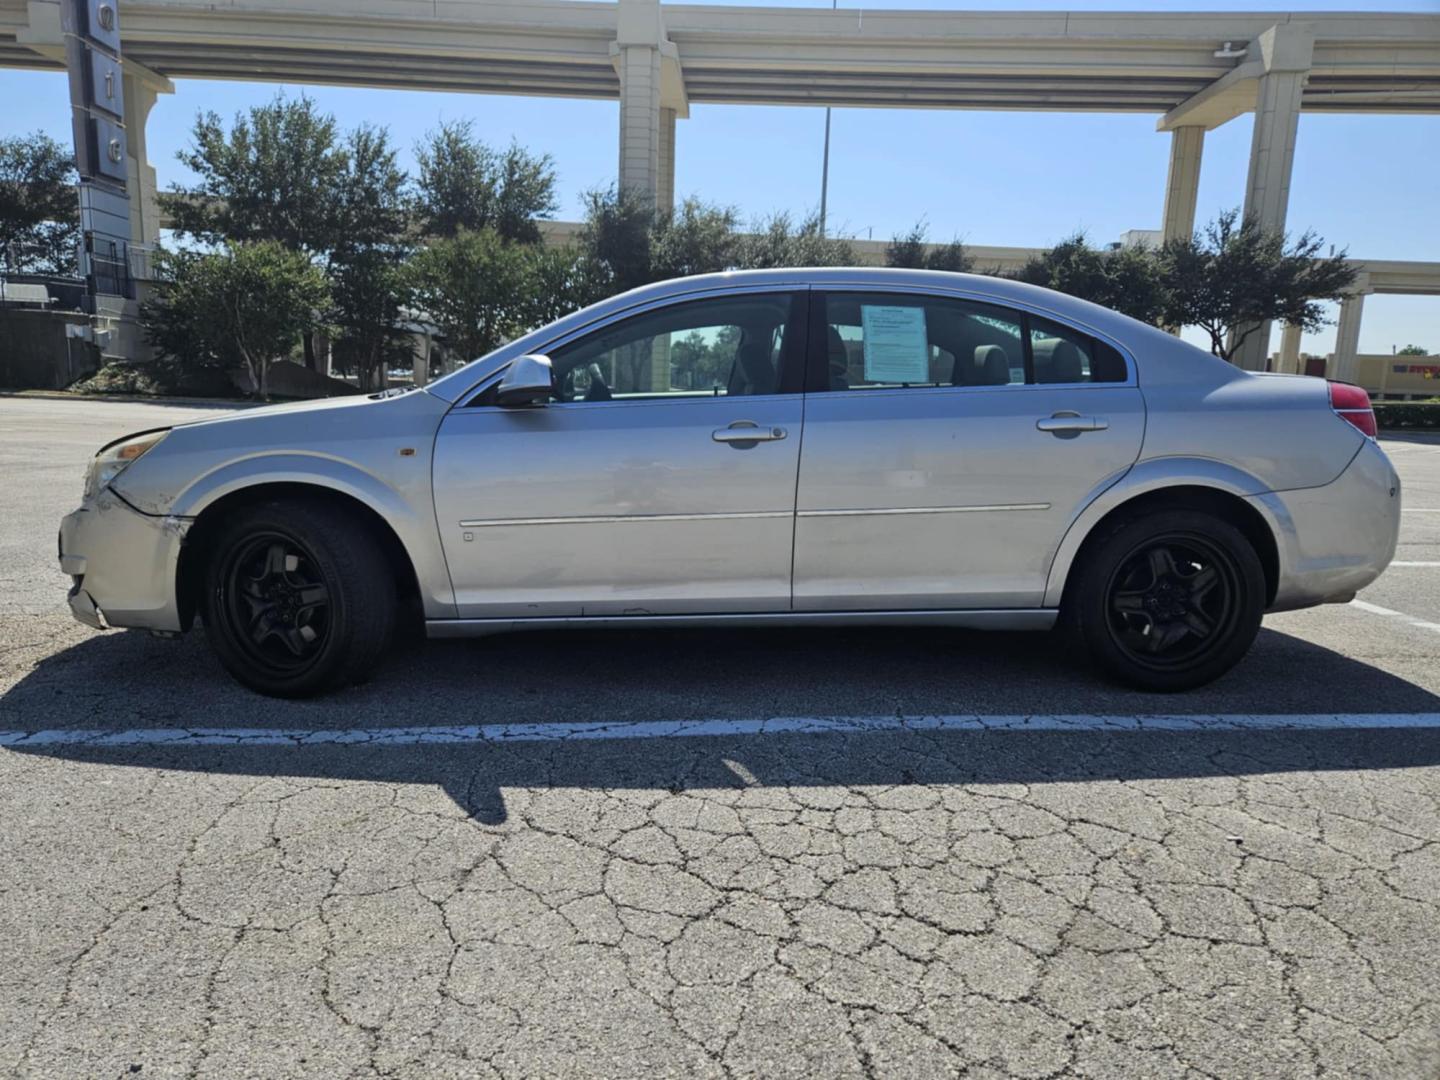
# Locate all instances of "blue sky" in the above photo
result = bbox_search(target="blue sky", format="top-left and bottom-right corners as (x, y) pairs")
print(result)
(3, 0), (1437, 356)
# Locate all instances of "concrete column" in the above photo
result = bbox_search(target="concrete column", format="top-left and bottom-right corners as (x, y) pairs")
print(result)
(1278, 321), (1303, 374)
(617, 43), (661, 203)
(1233, 25), (1313, 371)
(1160, 126), (1204, 246)
(1243, 72), (1305, 237)
(613, 0), (685, 208)
(121, 70), (164, 253)
(657, 106), (676, 216)
(1332, 288), (1369, 383)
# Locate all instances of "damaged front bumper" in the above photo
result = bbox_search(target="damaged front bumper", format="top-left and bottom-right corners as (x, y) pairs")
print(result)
(58, 492), (192, 632)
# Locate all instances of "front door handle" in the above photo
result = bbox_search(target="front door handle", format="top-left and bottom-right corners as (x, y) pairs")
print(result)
(1036, 413), (1108, 436)
(713, 421), (787, 445)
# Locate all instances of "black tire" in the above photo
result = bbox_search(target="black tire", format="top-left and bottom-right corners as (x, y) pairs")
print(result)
(1068, 508), (1265, 692)
(201, 500), (396, 698)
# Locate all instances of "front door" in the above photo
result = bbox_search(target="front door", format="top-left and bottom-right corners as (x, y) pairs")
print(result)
(793, 290), (1146, 610)
(432, 290), (808, 618)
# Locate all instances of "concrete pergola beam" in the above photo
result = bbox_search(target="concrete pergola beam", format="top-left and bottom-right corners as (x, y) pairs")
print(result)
(1157, 58), (1265, 133)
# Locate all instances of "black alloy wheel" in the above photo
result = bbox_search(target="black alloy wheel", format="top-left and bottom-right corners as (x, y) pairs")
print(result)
(202, 500), (396, 698)
(220, 532), (333, 676)
(1104, 534), (1239, 670)
(1069, 508), (1265, 692)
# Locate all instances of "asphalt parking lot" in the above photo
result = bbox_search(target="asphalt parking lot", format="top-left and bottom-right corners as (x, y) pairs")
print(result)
(2, 394), (1439, 1079)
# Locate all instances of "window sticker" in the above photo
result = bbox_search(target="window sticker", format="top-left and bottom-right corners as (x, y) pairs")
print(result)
(861, 305), (929, 383)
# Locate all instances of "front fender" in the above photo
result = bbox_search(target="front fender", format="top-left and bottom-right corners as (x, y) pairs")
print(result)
(161, 452), (457, 619)
(1041, 456), (1289, 609)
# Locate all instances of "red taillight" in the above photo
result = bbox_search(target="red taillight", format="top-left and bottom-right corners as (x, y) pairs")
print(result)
(1328, 380), (1377, 439)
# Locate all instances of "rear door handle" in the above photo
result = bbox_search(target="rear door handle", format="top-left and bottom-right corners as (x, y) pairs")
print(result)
(713, 421), (787, 444)
(1036, 414), (1108, 435)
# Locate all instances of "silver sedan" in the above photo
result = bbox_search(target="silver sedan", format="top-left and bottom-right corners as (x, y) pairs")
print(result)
(58, 269), (1401, 696)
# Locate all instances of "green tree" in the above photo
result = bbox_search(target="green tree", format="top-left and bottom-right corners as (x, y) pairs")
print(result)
(1397, 344), (1429, 356)
(414, 121), (558, 243)
(735, 211), (854, 269)
(573, 185), (656, 297)
(407, 228), (547, 365)
(164, 94), (348, 254)
(143, 242), (329, 400)
(1158, 210), (1358, 363)
(327, 124), (412, 391)
(166, 98), (418, 375)
(0, 131), (79, 275)
(1008, 232), (1164, 324)
(650, 198), (741, 280)
(885, 222), (972, 273)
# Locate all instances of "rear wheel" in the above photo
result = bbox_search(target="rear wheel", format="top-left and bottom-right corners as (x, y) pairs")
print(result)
(202, 500), (396, 697)
(1069, 509), (1265, 691)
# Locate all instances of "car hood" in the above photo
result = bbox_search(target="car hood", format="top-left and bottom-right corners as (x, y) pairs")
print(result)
(174, 390), (413, 431)
(110, 387), (452, 516)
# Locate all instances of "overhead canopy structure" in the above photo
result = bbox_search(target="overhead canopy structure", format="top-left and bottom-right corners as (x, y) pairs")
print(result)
(4, 2), (1437, 113)
(2, 0), (1437, 369)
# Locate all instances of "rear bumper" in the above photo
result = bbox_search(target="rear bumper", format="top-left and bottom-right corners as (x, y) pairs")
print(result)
(1252, 439), (1401, 612)
(58, 495), (190, 632)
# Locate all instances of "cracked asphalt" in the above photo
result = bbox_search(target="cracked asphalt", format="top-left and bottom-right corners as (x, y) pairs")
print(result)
(3, 396), (1440, 1079)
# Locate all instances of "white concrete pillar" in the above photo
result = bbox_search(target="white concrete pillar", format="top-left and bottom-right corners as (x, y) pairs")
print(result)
(1278, 321), (1303, 374)
(617, 44), (661, 203)
(657, 106), (676, 215)
(121, 71), (164, 252)
(1233, 25), (1313, 371)
(1243, 73), (1305, 238)
(614, 0), (686, 208)
(1160, 126), (1204, 246)
(1332, 289), (1368, 383)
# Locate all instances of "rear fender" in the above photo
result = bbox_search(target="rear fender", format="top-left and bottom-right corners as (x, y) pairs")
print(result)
(1042, 456), (1287, 608)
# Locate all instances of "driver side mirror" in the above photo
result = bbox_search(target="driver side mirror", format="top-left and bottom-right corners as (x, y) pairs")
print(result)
(496, 354), (554, 407)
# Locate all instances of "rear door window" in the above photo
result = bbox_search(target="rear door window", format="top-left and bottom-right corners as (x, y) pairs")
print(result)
(811, 292), (1128, 391)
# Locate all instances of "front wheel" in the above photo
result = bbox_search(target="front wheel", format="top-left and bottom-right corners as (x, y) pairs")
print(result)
(1068, 509), (1265, 692)
(201, 500), (396, 697)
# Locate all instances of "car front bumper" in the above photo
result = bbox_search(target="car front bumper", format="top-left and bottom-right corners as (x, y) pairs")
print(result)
(58, 493), (191, 632)
(1252, 437), (1402, 612)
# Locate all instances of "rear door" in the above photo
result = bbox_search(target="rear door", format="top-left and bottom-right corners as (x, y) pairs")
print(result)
(793, 289), (1145, 610)
(432, 289), (808, 618)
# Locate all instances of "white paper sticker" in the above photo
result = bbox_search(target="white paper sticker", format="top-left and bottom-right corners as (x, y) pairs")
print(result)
(861, 305), (929, 383)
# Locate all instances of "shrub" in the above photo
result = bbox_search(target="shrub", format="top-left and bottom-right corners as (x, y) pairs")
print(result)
(1372, 402), (1440, 430)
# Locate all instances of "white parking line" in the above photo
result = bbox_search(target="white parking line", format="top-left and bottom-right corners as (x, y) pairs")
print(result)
(1402, 509), (1440, 513)
(3, 713), (1439, 748)
(1350, 599), (1440, 633)
(1391, 562), (1440, 567)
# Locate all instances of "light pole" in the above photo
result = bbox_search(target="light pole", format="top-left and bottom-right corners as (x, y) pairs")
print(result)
(818, 0), (836, 236)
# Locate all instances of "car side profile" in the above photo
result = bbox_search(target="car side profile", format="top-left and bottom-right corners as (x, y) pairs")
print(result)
(58, 268), (1401, 697)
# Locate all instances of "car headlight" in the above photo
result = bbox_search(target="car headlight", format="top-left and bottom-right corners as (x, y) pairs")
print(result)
(85, 430), (169, 499)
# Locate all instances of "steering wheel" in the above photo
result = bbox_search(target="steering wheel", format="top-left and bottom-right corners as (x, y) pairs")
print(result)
(581, 361), (612, 402)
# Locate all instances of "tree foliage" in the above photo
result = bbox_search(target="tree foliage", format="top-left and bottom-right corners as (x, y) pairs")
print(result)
(165, 95), (348, 254)
(734, 210), (855, 270)
(1157, 210), (1358, 362)
(0, 131), (79, 275)
(406, 228), (552, 366)
(885, 222), (972, 273)
(414, 120), (557, 243)
(142, 242), (329, 399)
(651, 198), (742, 280)
(1008, 232), (1165, 324)
(327, 125), (411, 391)
(1396, 344), (1429, 356)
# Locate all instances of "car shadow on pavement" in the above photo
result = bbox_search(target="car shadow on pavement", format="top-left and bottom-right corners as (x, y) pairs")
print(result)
(10, 722), (1440, 827)
(4, 623), (1439, 824)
